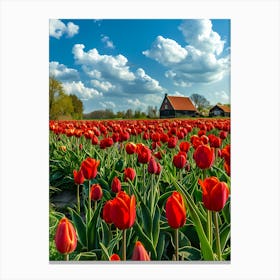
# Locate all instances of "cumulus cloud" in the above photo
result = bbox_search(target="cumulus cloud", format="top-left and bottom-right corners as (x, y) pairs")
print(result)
(73, 44), (135, 81)
(63, 81), (102, 99)
(143, 36), (187, 65)
(49, 19), (79, 39)
(179, 19), (225, 56)
(72, 44), (165, 97)
(100, 101), (116, 108)
(91, 79), (115, 92)
(143, 19), (229, 87)
(101, 35), (115, 49)
(49, 61), (79, 81)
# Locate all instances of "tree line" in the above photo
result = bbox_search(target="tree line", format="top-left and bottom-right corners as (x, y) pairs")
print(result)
(83, 106), (158, 120)
(49, 77), (83, 120)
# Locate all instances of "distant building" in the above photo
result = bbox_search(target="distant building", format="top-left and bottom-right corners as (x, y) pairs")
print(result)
(159, 94), (198, 118)
(209, 104), (230, 117)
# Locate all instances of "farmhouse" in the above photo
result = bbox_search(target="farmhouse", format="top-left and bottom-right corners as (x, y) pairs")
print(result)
(209, 104), (230, 117)
(159, 94), (198, 118)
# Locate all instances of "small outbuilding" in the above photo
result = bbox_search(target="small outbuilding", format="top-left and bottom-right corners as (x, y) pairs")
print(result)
(159, 94), (198, 118)
(209, 104), (230, 117)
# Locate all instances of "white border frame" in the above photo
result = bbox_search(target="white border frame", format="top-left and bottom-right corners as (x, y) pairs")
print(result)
(1, 0), (279, 279)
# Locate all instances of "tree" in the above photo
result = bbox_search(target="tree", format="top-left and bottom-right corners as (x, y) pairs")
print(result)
(190, 93), (210, 112)
(49, 77), (83, 120)
(69, 94), (83, 119)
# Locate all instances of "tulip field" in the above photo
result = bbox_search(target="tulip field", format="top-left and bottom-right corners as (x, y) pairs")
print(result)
(49, 118), (230, 261)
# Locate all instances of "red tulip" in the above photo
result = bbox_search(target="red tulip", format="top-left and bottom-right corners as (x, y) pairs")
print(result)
(90, 184), (103, 201)
(124, 167), (136, 182)
(111, 176), (122, 193)
(102, 200), (113, 224)
(173, 153), (187, 169)
(219, 131), (228, 140)
(193, 145), (215, 169)
(208, 134), (222, 148)
(179, 141), (190, 153)
(73, 169), (84, 185)
(125, 142), (137, 154)
(167, 136), (178, 148)
(165, 191), (186, 229)
(80, 157), (100, 180)
(110, 253), (121, 261)
(198, 177), (230, 211)
(148, 157), (158, 174)
(137, 145), (152, 164)
(110, 191), (136, 230)
(55, 217), (77, 255)
(131, 241), (151, 261)
(91, 135), (99, 145)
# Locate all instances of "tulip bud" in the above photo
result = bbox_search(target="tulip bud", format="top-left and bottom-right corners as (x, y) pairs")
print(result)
(111, 176), (122, 193)
(55, 217), (77, 255)
(73, 169), (84, 185)
(193, 145), (215, 169)
(173, 153), (187, 169)
(90, 184), (103, 201)
(110, 253), (121, 261)
(148, 157), (158, 174)
(131, 241), (151, 261)
(165, 192), (186, 229)
(125, 142), (137, 154)
(102, 200), (113, 224)
(124, 167), (136, 182)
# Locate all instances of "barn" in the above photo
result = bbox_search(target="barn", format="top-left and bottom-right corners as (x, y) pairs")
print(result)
(159, 94), (198, 118)
(209, 104), (230, 117)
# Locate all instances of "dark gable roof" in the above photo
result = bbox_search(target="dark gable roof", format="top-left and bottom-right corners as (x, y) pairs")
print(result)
(216, 105), (230, 113)
(166, 96), (197, 111)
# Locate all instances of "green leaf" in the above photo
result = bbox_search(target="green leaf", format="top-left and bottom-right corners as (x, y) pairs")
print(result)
(220, 224), (231, 253)
(152, 205), (160, 247)
(87, 202), (102, 250)
(68, 208), (87, 248)
(140, 202), (153, 240)
(133, 221), (157, 260)
(156, 232), (165, 260)
(99, 242), (111, 260)
(101, 220), (112, 246)
(169, 174), (214, 260)
(74, 252), (97, 261)
(179, 246), (202, 260)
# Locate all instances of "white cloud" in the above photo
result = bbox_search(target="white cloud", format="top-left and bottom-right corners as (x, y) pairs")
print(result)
(63, 81), (102, 99)
(73, 44), (135, 81)
(143, 36), (187, 65)
(72, 44), (165, 97)
(49, 61), (79, 81)
(127, 98), (146, 108)
(135, 68), (164, 92)
(101, 35), (115, 49)
(49, 19), (79, 39)
(143, 19), (230, 87)
(99, 101), (116, 108)
(91, 79), (115, 92)
(179, 19), (225, 56)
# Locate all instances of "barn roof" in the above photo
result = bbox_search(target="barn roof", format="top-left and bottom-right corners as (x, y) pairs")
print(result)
(167, 96), (197, 111)
(216, 105), (230, 113)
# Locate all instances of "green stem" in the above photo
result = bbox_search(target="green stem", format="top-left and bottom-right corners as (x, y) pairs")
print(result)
(64, 254), (69, 261)
(94, 200), (97, 212)
(122, 229), (127, 261)
(214, 211), (222, 260)
(88, 180), (91, 222)
(207, 210), (213, 247)
(175, 228), (179, 261)
(77, 184), (80, 215)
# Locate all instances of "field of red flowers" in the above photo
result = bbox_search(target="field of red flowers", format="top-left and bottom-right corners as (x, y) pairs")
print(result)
(49, 118), (230, 261)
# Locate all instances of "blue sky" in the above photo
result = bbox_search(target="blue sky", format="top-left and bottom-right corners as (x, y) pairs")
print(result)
(49, 19), (230, 113)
